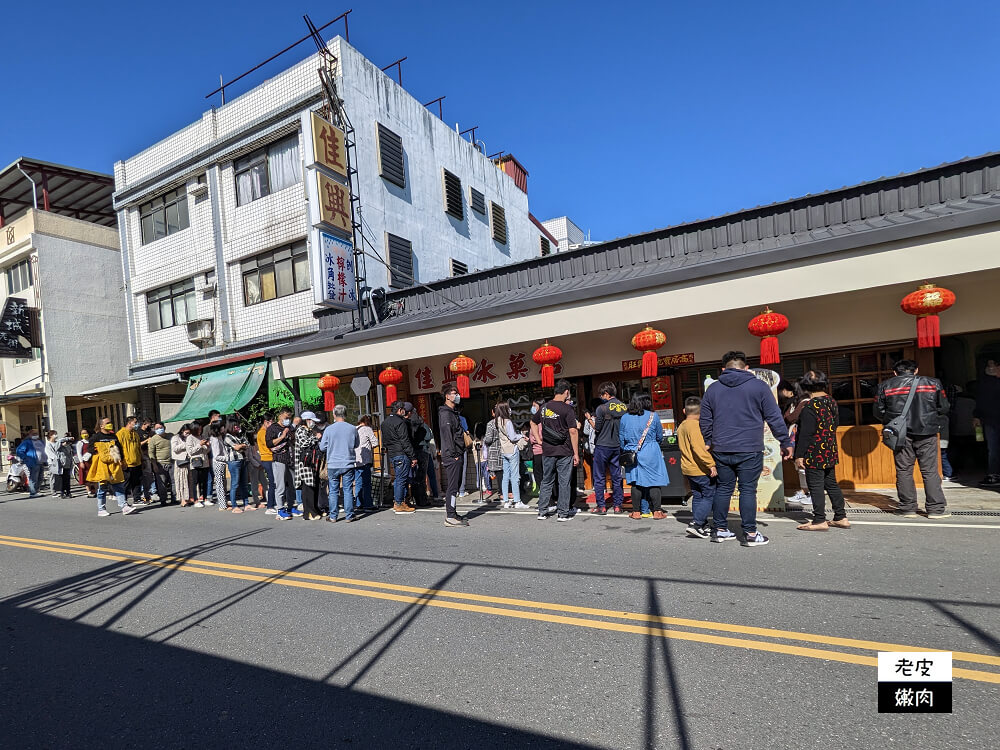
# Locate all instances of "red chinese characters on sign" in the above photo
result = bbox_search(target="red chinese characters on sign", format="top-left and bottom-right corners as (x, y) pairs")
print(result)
(415, 367), (434, 391)
(442, 365), (456, 385)
(622, 352), (695, 373)
(472, 358), (497, 384)
(506, 352), (529, 380)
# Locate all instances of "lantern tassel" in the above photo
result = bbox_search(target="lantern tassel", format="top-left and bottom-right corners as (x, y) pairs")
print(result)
(917, 315), (940, 349)
(457, 374), (470, 399)
(541, 364), (554, 388)
(760, 336), (780, 366)
(385, 385), (397, 404)
(324, 391), (336, 411)
(641, 351), (658, 378)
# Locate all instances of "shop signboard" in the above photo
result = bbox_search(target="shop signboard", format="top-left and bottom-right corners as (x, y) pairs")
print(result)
(622, 352), (695, 372)
(311, 231), (357, 310)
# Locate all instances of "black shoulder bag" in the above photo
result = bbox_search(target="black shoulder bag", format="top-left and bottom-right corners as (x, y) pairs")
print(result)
(621, 413), (655, 470)
(882, 378), (920, 452)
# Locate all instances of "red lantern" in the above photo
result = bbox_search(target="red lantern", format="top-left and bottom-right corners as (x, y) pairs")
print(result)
(747, 307), (789, 365)
(532, 341), (563, 388)
(631, 325), (667, 378)
(316, 374), (341, 412)
(448, 354), (476, 398)
(378, 366), (404, 404)
(901, 283), (956, 349)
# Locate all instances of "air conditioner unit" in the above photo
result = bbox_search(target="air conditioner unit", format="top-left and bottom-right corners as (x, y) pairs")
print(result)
(187, 182), (209, 197)
(186, 318), (215, 348)
(201, 283), (217, 300)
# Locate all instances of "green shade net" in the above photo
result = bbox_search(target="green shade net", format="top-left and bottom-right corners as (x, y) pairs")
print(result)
(170, 360), (268, 422)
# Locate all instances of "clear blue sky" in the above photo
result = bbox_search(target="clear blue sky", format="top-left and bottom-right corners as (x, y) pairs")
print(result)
(3, 1), (999, 241)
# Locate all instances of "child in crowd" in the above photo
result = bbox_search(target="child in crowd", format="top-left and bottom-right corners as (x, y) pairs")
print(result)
(795, 371), (851, 531)
(678, 397), (718, 539)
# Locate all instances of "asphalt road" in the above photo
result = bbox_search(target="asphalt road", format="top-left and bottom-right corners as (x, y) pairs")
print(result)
(1, 491), (998, 749)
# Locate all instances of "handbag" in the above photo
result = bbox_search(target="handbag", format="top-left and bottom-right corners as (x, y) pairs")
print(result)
(882, 377), (920, 451)
(462, 431), (474, 449)
(621, 413), (656, 470)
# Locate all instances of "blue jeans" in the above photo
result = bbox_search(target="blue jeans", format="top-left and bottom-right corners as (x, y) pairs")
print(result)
(712, 451), (764, 534)
(97, 482), (128, 510)
(353, 464), (374, 509)
(27, 463), (42, 495)
(591, 445), (624, 508)
(985, 422), (1000, 476)
(688, 473), (718, 527)
(501, 452), (521, 505)
(328, 466), (356, 519)
(228, 461), (246, 507)
(940, 446), (954, 479)
(205, 469), (213, 501)
(262, 461), (276, 508)
(390, 455), (410, 506)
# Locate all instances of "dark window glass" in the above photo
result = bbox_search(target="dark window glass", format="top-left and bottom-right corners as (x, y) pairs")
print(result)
(140, 188), (189, 244)
(145, 278), (195, 332)
(240, 242), (308, 306)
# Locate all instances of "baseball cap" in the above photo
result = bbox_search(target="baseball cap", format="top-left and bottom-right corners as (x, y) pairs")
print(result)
(300, 411), (319, 421)
(402, 402), (414, 413)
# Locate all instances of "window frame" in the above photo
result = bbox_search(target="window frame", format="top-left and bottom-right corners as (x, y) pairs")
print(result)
(240, 242), (310, 307)
(145, 278), (197, 332)
(234, 133), (302, 207)
(139, 188), (189, 245)
(6, 258), (32, 294)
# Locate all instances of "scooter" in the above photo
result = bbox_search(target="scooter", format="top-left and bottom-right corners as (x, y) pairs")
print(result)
(6, 454), (29, 492)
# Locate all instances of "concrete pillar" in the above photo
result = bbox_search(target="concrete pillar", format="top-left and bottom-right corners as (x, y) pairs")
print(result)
(46, 395), (68, 435)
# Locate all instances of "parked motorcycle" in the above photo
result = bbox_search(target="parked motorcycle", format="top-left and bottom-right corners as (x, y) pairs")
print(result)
(6, 454), (29, 492)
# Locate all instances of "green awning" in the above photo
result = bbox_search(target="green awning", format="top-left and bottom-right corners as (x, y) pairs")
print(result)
(169, 360), (268, 423)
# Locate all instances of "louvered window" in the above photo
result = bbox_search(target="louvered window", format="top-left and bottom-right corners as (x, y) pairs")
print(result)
(386, 233), (413, 289)
(450, 259), (468, 277)
(540, 237), (551, 256)
(377, 123), (405, 188)
(470, 187), (486, 214)
(490, 202), (507, 244)
(442, 169), (463, 220)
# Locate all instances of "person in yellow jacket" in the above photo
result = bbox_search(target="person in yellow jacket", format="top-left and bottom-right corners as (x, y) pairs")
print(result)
(115, 415), (145, 505)
(677, 396), (718, 540)
(88, 418), (136, 517)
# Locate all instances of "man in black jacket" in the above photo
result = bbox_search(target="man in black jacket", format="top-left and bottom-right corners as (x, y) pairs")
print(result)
(874, 359), (950, 518)
(438, 384), (468, 526)
(405, 403), (432, 507)
(380, 401), (417, 514)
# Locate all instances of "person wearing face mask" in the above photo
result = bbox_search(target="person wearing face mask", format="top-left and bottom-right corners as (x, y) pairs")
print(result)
(147, 423), (173, 505)
(294, 412), (323, 520)
(88, 418), (136, 517)
(16, 429), (45, 498)
(381, 401), (417, 515)
(438, 385), (469, 526)
(116, 416), (145, 506)
(76, 430), (97, 498)
(171, 424), (192, 506)
(44, 431), (60, 497)
(974, 359), (1000, 487)
(265, 408), (299, 519)
(223, 418), (248, 512)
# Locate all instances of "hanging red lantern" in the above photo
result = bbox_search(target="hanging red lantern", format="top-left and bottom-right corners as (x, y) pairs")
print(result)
(316, 374), (341, 412)
(747, 307), (789, 365)
(448, 354), (476, 398)
(378, 366), (404, 404)
(631, 325), (667, 378)
(901, 283), (956, 349)
(532, 341), (563, 388)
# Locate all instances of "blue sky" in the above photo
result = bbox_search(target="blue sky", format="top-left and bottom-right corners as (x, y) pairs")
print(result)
(3, 1), (999, 241)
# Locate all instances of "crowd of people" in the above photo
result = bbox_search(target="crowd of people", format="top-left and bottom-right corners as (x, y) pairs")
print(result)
(9, 348), (985, 542)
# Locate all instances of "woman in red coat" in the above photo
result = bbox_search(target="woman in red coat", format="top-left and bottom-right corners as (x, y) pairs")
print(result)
(75, 430), (96, 498)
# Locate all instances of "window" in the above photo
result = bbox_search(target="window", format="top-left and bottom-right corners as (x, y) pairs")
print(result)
(442, 169), (463, 220)
(540, 237), (551, 256)
(146, 279), (196, 332)
(235, 134), (302, 206)
(139, 188), (189, 244)
(242, 242), (310, 305)
(490, 201), (507, 244)
(450, 259), (468, 277)
(386, 233), (413, 290)
(470, 187), (486, 215)
(377, 123), (405, 188)
(14, 347), (40, 365)
(6, 258), (32, 293)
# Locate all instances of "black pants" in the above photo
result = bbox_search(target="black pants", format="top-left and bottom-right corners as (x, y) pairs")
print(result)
(150, 459), (172, 502)
(632, 485), (662, 513)
(443, 454), (463, 518)
(300, 482), (321, 519)
(189, 467), (208, 501)
(56, 468), (73, 497)
(411, 450), (429, 505)
(804, 466), (846, 523)
(531, 455), (543, 495)
(894, 434), (947, 513)
(125, 466), (144, 503)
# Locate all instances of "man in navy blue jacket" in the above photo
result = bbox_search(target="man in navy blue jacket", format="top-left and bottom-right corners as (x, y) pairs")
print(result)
(700, 350), (793, 547)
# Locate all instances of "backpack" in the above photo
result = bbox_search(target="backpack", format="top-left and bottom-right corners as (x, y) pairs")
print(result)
(302, 443), (322, 471)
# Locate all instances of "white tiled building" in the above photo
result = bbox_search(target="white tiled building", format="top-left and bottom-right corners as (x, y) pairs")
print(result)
(113, 37), (556, 383)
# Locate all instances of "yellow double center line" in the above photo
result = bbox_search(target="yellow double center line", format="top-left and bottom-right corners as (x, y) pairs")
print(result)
(1, 533), (998, 685)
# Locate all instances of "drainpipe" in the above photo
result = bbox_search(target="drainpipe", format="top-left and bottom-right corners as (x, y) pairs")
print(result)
(16, 163), (38, 210)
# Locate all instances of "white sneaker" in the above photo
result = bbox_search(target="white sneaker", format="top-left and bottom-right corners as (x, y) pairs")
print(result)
(150, 494), (160, 502)
(194, 501), (205, 508)
(122, 504), (137, 516)
(514, 502), (531, 509)
(502, 502), (512, 509)
(204, 500), (215, 506)
(264, 508), (278, 515)
(790, 491), (811, 504)
(97, 508), (110, 517)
